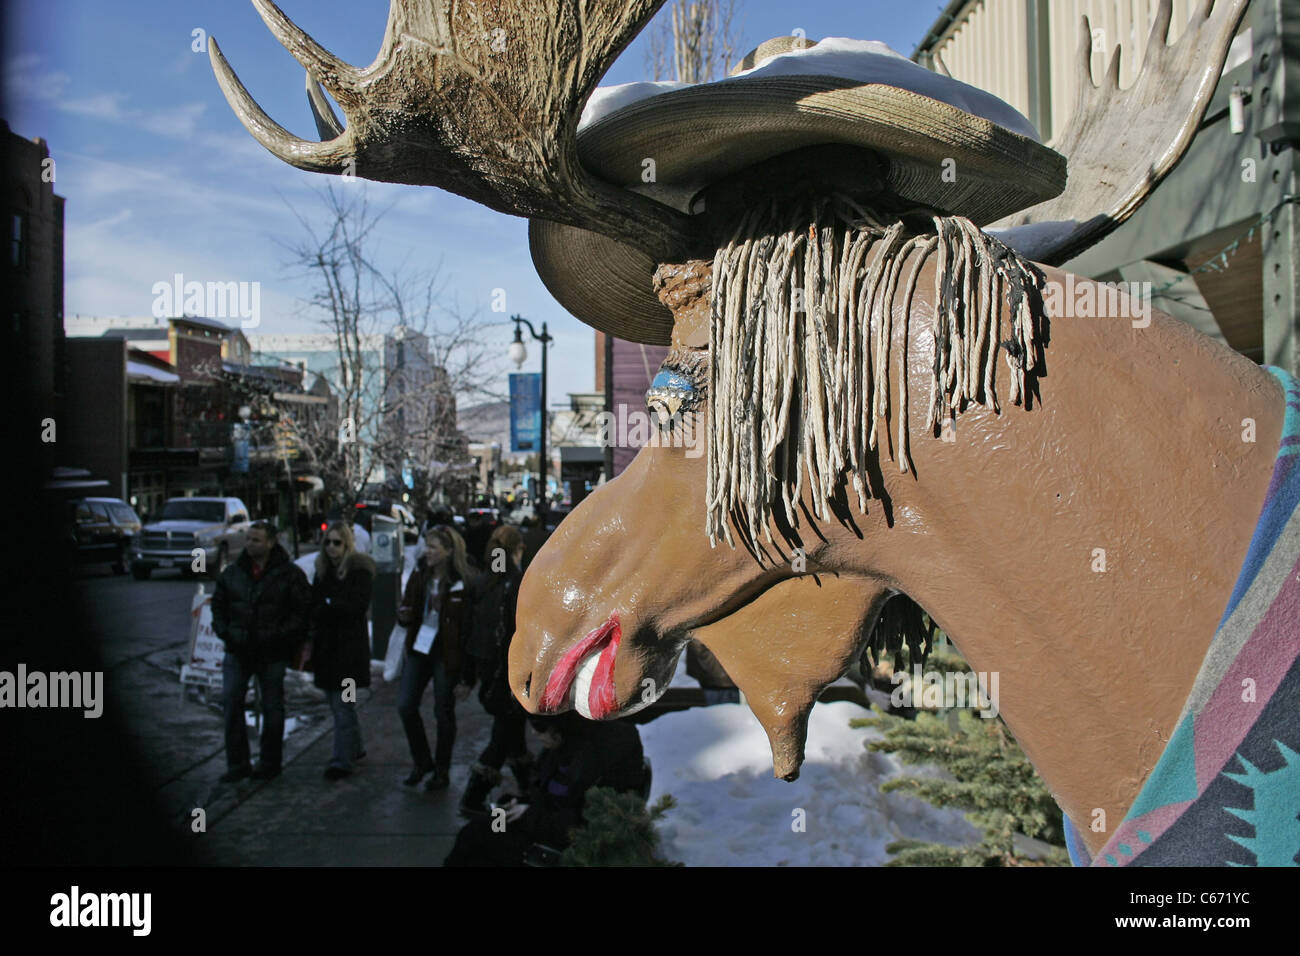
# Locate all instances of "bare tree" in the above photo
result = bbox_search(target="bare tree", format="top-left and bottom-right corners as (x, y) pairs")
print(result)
(645, 0), (740, 82)
(269, 185), (504, 511)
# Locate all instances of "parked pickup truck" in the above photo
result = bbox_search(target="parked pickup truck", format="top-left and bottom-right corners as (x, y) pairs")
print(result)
(131, 497), (252, 580)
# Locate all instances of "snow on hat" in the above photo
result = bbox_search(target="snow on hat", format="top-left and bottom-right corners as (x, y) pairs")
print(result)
(529, 36), (1066, 345)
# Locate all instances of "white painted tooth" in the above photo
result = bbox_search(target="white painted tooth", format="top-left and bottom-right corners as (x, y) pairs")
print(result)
(573, 648), (602, 719)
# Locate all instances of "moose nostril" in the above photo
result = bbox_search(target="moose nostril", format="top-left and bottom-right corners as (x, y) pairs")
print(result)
(523, 673), (531, 699)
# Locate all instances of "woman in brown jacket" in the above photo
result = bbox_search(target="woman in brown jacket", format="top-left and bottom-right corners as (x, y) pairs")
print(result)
(396, 524), (476, 790)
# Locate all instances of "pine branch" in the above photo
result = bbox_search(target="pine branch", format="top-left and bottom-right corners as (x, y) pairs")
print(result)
(858, 706), (1068, 866)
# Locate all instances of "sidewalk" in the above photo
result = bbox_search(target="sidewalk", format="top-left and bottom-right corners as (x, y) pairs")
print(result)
(191, 668), (500, 866)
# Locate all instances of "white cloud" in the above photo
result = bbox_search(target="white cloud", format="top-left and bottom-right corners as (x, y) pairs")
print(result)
(82, 208), (133, 232)
(58, 93), (211, 144)
(7, 52), (210, 143)
(58, 148), (290, 222)
(139, 102), (208, 139)
(4, 52), (70, 102)
(57, 91), (130, 120)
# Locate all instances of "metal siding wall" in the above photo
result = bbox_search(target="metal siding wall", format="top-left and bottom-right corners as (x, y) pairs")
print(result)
(1047, 0), (1198, 141)
(935, 0), (1032, 123)
(932, 0), (1199, 143)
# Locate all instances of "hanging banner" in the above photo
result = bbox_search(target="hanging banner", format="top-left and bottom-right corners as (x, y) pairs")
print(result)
(509, 372), (542, 452)
(231, 422), (250, 473)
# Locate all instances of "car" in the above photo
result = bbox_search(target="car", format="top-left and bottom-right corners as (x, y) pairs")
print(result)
(66, 497), (142, 574)
(131, 497), (252, 580)
(355, 501), (420, 543)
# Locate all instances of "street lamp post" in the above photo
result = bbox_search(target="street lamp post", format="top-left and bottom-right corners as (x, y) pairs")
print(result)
(508, 314), (552, 510)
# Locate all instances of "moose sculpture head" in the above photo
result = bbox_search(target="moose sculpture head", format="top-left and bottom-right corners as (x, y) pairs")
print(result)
(215, 0), (1300, 866)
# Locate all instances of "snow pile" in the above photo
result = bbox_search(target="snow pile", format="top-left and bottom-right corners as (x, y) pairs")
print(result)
(580, 80), (690, 128)
(581, 37), (1039, 141)
(640, 700), (979, 866)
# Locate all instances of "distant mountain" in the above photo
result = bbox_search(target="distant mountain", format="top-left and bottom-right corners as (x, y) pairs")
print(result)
(458, 400), (515, 454)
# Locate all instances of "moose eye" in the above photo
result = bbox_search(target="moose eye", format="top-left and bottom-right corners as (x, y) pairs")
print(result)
(646, 367), (700, 428)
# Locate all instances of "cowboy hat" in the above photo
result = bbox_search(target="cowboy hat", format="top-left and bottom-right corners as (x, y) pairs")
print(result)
(529, 36), (1067, 346)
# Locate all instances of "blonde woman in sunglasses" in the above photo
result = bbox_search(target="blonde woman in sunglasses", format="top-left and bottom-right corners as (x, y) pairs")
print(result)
(309, 521), (376, 780)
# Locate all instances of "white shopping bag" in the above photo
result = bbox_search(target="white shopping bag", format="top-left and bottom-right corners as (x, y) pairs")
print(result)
(382, 623), (407, 682)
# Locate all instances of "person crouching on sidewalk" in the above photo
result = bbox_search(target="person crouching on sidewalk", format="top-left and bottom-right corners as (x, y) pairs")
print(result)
(212, 521), (310, 783)
(308, 521), (375, 780)
(396, 525), (475, 790)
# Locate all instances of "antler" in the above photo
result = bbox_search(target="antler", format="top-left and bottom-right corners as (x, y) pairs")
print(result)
(210, 0), (698, 262)
(992, 0), (1249, 265)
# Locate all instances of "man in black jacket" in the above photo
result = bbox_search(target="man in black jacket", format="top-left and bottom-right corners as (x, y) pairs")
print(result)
(211, 521), (310, 782)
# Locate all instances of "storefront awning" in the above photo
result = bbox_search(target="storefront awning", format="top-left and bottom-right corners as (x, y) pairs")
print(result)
(560, 445), (605, 463)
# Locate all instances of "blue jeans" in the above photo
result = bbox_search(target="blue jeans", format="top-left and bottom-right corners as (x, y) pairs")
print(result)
(327, 691), (363, 770)
(397, 648), (455, 770)
(222, 654), (286, 771)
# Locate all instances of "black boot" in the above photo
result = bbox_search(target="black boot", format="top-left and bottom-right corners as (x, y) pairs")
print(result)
(458, 763), (501, 818)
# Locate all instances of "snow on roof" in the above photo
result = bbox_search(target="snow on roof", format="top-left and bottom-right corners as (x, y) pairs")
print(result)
(127, 360), (180, 384)
(171, 314), (232, 332)
(103, 327), (168, 341)
(580, 37), (1040, 142)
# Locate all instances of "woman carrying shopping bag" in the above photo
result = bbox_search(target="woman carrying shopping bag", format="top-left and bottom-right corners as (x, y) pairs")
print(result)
(396, 524), (476, 791)
(308, 521), (375, 780)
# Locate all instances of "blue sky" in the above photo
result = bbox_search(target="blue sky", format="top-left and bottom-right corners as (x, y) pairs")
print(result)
(4, 0), (946, 402)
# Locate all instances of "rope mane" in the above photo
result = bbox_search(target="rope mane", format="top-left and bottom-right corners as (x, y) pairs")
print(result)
(706, 193), (1046, 549)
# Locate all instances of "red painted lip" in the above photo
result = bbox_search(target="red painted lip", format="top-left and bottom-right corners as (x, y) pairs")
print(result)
(540, 613), (622, 716)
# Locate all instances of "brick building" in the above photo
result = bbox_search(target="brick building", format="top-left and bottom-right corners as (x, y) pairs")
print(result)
(3, 120), (66, 476)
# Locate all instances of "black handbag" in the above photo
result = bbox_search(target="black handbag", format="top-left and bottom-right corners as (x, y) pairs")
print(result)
(478, 651), (514, 716)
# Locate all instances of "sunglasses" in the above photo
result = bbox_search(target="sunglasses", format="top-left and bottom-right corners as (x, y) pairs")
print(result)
(325, 538), (345, 546)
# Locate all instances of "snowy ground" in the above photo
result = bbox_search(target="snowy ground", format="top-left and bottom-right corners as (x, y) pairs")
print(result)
(641, 691), (980, 866)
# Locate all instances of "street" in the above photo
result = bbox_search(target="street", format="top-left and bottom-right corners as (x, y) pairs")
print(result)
(72, 562), (495, 865)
